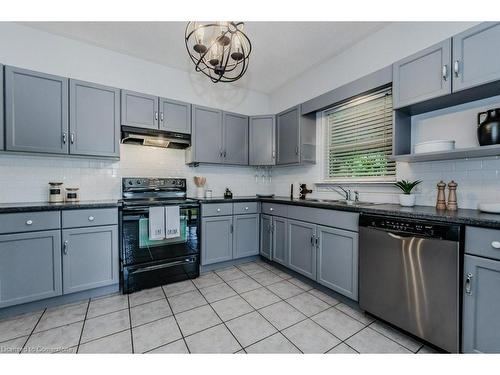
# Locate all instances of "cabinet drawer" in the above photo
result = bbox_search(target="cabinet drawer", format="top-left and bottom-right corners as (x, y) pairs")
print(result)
(466, 226), (500, 261)
(261, 203), (288, 217)
(0, 211), (60, 234)
(287, 206), (358, 232)
(62, 208), (118, 228)
(233, 202), (258, 215)
(201, 203), (233, 217)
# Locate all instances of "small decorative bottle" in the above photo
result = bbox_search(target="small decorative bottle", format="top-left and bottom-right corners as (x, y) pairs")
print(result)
(436, 181), (447, 210)
(447, 180), (458, 211)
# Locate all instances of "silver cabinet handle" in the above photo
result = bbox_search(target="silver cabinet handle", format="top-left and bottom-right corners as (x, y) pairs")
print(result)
(63, 240), (69, 255)
(310, 235), (315, 246)
(62, 132), (67, 144)
(491, 241), (500, 249)
(223, 150), (227, 158)
(216, 208), (221, 212)
(70, 132), (75, 144)
(465, 273), (473, 295)
(26, 220), (33, 225)
(160, 112), (164, 122)
(269, 207), (274, 211)
(154, 111), (159, 121)
(295, 145), (299, 155)
(88, 216), (95, 221)
(230, 224), (234, 233)
(442, 64), (448, 81)
(272, 150), (276, 159)
(219, 149), (223, 158)
(245, 206), (249, 210)
(454, 60), (460, 77)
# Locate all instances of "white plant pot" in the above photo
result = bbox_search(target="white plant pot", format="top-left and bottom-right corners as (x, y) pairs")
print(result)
(399, 194), (416, 207)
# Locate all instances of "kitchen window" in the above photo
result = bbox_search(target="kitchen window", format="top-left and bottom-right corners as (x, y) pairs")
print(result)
(323, 86), (395, 182)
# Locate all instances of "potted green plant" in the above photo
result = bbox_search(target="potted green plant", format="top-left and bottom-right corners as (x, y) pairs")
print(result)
(394, 180), (422, 207)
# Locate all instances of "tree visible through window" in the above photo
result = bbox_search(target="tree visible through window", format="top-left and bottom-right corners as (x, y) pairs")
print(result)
(324, 87), (395, 182)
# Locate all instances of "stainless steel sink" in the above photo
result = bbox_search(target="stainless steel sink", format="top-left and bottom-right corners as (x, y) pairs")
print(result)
(304, 198), (379, 206)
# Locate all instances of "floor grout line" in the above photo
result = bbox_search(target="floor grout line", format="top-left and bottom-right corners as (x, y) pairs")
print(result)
(20, 308), (47, 353)
(127, 294), (135, 354)
(75, 298), (90, 353)
(161, 285), (191, 354)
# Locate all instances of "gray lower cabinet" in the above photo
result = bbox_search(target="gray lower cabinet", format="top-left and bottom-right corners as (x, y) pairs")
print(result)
(452, 22), (500, 92)
(392, 39), (452, 109)
(5, 66), (69, 154)
(233, 214), (259, 259)
(287, 219), (316, 279)
(462, 254), (500, 353)
(62, 225), (119, 294)
(272, 216), (287, 266)
(260, 214), (272, 260)
(316, 225), (358, 301)
(0, 64), (4, 150)
(159, 97), (191, 134)
(121, 90), (159, 130)
(0, 230), (62, 308)
(69, 80), (120, 158)
(201, 215), (233, 265)
(190, 105), (224, 164)
(223, 112), (249, 165)
(249, 115), (276, 166)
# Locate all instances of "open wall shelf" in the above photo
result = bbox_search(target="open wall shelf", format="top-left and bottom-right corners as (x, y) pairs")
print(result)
(391, 144), (500, 163)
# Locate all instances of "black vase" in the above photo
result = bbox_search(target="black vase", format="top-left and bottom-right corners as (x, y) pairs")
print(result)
(478, 108), (500, 146)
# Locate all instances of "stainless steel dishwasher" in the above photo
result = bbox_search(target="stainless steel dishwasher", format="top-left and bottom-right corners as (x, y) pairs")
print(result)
(359, 214), (462, 353)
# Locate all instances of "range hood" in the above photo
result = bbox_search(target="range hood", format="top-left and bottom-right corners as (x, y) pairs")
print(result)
(121, 126), (191, 149)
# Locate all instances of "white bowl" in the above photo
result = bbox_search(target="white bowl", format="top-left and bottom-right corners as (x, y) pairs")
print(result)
(478, 203), (500, 214)
(414, 140), (455, 154)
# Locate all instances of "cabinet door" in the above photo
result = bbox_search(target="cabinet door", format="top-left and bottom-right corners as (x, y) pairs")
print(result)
(69, 80), (120, 158)
(5, 66), (69, 154)
(223, 112), (249, 165)
(272, 216), (288, 266)
(192, 105), (224, 164)
(287, 219), (316, 279)
(201, 215), (233, 265)
(0, 64), (4, 150)
(462, 254), (500, 353)
(233, 214), (259, 259)
(277, 105), (300, 165)
(62, 225), (119, 294)
(249, 115), (276, 166)
(316, 225), (358, 300)
(121, 90), (159, 129)
(260, 214), (272, 260)
(392, 39), (452, 109)
(453, 22), (500, 92)
(0, 230), (62, 308)
(159, 98), (191, 134)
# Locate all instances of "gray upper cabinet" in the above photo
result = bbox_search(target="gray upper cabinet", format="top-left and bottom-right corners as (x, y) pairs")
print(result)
(277, 106), (300, 164)
(121, 90), (159, 130)
(276, 105), (316, 165)
(201, 215), (233, 265)
(190, 105), (224, 164)
(462, 254), (500, 353)
(393, 39), (452, 109)
(287, 219), (316, 279)
(260, 214), (272, 260)
(452, 22), (500, 92)
(272, 216), (287, 266)
(62, 225), (118, 294)
(223, 112), (249, 165)
(0, 230), (62, 308)
(233, 214), (259, 259)
(0, 64), (4, 151)
(69, 80), (120, 158)
(316, 225), (358, 301)
(5, 66), (69, 154)
(249, 115), (276, 166)
(159, 98), (191, 134)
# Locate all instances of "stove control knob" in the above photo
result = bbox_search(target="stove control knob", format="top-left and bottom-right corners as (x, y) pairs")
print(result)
(128, 181), (133, 185)
(136, 180), (141, 185)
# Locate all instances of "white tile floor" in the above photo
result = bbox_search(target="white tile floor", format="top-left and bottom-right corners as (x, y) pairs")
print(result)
(0, 260), (439, 354)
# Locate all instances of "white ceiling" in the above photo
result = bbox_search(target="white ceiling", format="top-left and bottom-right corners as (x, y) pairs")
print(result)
(20, 22), (389, 94)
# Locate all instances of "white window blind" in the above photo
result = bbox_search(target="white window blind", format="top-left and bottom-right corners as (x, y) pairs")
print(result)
(324, 87), (395, 182)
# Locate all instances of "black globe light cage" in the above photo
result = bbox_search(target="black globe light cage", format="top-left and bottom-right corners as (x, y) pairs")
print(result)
(185, 21), (252, 83)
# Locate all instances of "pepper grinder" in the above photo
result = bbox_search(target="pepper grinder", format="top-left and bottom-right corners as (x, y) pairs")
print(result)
(447, 180), (458, 211)
(436, 181), (447, 210)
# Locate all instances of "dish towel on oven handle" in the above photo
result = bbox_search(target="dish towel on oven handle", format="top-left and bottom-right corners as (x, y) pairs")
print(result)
(149, 206), (166, 240)
(165, 205), (181, 239)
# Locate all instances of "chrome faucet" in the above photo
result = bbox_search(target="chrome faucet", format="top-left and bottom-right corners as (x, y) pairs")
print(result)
(330, 185), (359, 203)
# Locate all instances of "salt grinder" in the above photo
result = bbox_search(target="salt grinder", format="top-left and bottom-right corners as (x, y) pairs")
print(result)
(447, 180), (458, 211)
(436, 181), (447, 210)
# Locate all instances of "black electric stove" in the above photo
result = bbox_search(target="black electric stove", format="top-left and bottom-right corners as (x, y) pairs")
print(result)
(120, 177), (200, 294)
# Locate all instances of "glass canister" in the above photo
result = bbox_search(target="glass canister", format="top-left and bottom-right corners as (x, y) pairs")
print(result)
(48, 182), (64, 203)
(65, 187), (80, 202)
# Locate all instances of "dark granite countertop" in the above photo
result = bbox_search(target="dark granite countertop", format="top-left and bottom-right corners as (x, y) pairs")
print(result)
(195, 195), (500, 229)
(0, 200), (121, 213)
